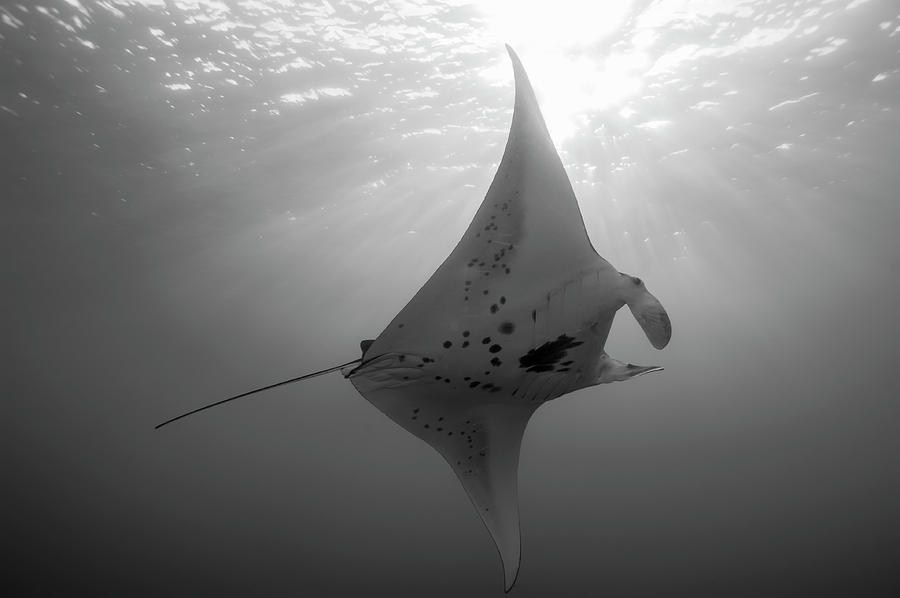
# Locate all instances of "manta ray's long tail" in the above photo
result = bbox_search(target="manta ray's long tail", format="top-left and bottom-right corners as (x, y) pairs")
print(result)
(155, 359), (361, 429)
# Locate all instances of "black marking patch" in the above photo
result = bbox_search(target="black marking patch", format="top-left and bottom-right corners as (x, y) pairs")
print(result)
(498, 321), (515, 334)
(519, 334), (584, 373)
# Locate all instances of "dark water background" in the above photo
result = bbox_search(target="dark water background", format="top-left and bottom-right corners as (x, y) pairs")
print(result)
(4, 1), (900, 595)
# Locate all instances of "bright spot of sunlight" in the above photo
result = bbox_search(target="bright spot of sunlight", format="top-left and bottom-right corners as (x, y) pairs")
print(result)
(477, 0), (632, 47)
(476, 0), (644, 141)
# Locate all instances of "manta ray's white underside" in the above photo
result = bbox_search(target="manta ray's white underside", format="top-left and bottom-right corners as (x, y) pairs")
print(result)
(343, 46), (672, 591)
(158, 45), (671, 594)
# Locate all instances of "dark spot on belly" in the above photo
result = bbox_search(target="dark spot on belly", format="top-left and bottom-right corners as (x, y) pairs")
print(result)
(489, 344), (502, 353)
(443, 341), (452, 348)
(463, 330), (470, 337)
(462, 341), (469, 348)
(500, 296), (506, 304)
(490, 304), (498, 313)
(490, 357), (502, 367)
(469, 381), (480, 388)
(519, 334), (584, 373)
(498, 321), (515, 334)
(482, 337), (491, 344)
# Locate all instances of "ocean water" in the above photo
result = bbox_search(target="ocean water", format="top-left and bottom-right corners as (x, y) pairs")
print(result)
(4, 1), (900, 595)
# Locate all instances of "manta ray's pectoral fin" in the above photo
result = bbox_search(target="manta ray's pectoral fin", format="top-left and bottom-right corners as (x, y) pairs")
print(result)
(348, 367), (536, 592)
(593, 353), (663, 385)
(626, 288), (672, 350)
(434, 403), (535, 593)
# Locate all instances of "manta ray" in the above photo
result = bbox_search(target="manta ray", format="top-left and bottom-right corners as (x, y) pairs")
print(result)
(158, 45), (672, 592)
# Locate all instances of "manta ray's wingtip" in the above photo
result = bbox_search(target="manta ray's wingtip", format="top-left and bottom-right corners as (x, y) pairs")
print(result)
(501, 554), (521, 593)
(504, 44), (521, 64)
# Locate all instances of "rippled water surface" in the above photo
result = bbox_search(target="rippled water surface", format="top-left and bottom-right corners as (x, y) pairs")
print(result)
(4, 1), (900, 595)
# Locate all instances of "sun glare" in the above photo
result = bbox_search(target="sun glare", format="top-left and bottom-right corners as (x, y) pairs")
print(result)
(476, 0), (645, 141)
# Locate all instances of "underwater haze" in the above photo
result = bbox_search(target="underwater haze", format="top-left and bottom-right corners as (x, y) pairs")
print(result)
(4, 0), (900, 596)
